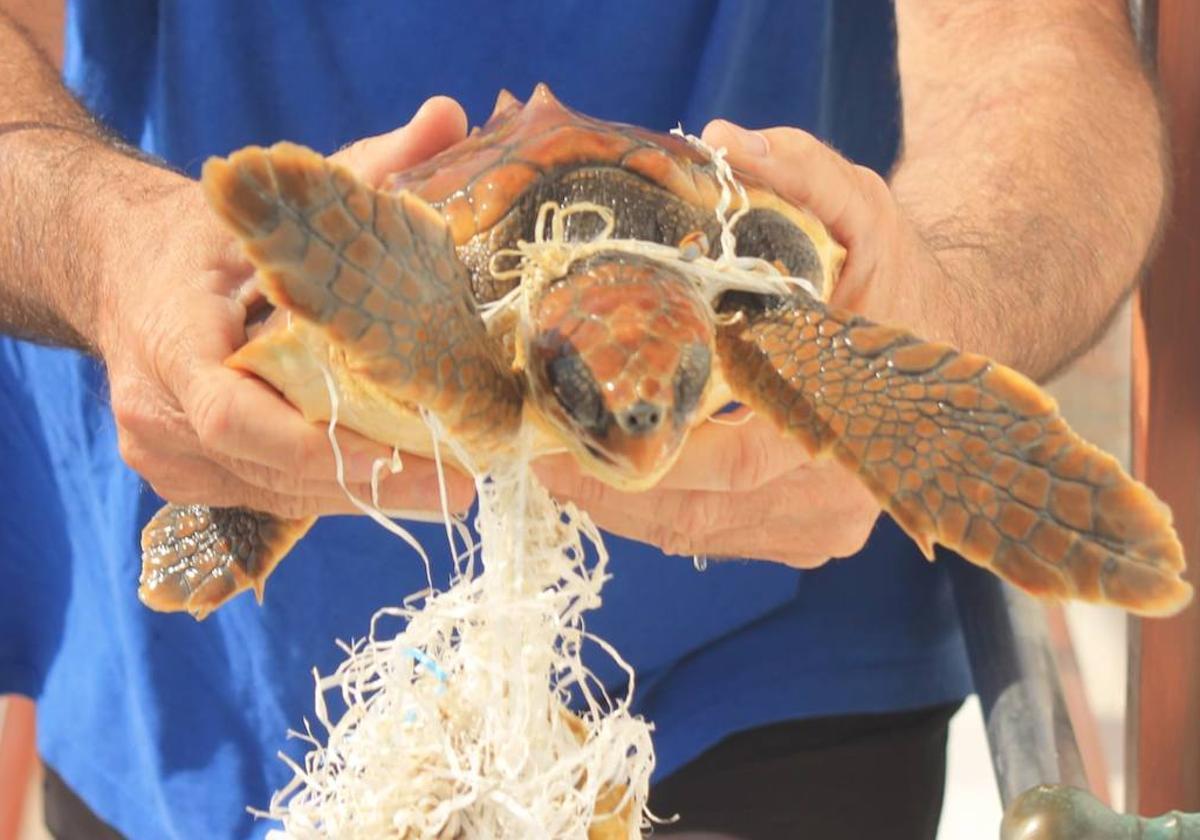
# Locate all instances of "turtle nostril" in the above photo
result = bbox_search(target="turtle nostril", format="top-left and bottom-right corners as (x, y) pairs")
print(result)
(616, 401), (664, 436)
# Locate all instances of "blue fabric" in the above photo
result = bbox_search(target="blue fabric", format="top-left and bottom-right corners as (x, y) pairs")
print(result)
(0, 2), (970, 837)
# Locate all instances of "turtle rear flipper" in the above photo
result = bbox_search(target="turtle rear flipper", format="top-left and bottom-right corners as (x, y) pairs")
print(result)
(139, 505), (314, 620)
(201, 141), (522, 448)
(720, 294), (1192, 617)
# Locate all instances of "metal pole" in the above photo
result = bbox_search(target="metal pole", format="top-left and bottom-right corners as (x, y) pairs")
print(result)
(1127, 0), (1158, 64)
(948, 560), (1089, 805)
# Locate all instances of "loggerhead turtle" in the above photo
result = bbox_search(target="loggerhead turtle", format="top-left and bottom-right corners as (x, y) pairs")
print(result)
(138, 85), (1191, 620)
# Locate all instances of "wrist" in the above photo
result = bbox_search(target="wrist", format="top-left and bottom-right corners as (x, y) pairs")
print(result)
(89, 154), (195, 360)
(828, 202), (951, 349)
(890, 216), (959, 347)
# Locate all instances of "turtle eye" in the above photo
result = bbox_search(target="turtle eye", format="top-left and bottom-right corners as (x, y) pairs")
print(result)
(672, 343), (712, 426)
(547, 352), (610, 435)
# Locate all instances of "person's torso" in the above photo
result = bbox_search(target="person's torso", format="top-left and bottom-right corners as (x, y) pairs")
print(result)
(0, 4), (969, 838)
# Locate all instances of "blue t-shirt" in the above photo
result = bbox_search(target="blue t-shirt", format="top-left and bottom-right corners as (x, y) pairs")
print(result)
(0, 2), (972, 837)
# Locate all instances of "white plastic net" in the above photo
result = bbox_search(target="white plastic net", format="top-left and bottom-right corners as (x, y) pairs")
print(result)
(263, 417), (653, 839)
(261, 133), (819, 839)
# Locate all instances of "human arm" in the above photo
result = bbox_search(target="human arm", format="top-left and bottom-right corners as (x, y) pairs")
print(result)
(0, 9), (474, 517)
(538, 0), (1167, 565)
(744, 0), (1166, 379)
(0, 6), (136, 350)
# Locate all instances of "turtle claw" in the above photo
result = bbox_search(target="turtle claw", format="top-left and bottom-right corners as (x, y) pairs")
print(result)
(719, 294), (1192, 616)
(139, 504), (313, 620)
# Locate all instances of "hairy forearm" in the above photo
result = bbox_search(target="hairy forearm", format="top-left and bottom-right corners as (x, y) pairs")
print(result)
(891, 0), (1166, 380)
(0, 10), (184, 352)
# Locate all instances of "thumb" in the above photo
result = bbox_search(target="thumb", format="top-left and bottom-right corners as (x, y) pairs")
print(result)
(332, 96), (468, 186)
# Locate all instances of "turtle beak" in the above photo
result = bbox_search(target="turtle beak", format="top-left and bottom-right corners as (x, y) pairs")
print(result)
(610, 431), (680, 479)
(576, 415), (687, 489)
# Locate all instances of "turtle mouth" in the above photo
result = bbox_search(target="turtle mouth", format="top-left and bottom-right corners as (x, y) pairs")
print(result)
(583, 442), (617, 467)
(569, 422), (685, 490)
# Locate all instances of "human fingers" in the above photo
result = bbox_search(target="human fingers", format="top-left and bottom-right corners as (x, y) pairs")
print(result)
(702, 120), (889, 254)
(532, 412), (808, 496)
(136, 445), (474, 518)
(117, 327), (474, 504)
(184, 365), (477, 505)
(657, 492), (879, 565)
(332, 96), (468, 186)
(178, 360), (395, 480)
(539, 456), (878, 563)
(701, 119), (899, 308)
(220, 448), (477, 515)
(535, 451), (784, 532)
(548, 481), (868, 565)
(654, 412), (811, 492)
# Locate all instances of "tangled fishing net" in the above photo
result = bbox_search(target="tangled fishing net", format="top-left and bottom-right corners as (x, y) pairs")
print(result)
(261, 134), (817, 839)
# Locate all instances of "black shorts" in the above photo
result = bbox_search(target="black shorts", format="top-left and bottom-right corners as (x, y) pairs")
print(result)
(650, 702), (961, 839)
(44, 702), (960, 840)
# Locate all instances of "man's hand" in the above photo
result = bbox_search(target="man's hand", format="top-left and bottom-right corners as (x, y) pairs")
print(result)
(100, 97), (477, 520)
(536, 411), (879, 568)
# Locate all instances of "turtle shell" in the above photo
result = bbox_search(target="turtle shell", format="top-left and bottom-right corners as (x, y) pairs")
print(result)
(225, 84), (846, 466)
(385, 84), (843, 302)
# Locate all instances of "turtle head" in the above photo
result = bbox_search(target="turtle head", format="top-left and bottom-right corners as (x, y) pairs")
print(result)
(526, 254), (715, 489)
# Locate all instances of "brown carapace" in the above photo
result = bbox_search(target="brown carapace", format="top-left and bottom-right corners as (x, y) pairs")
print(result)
(139, 84), (1190, 622)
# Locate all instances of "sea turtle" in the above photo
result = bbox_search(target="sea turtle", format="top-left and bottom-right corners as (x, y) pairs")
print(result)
(139, 85), (1191, 621)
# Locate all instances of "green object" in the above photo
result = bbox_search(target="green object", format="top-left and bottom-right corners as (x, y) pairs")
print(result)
(1002, 785), (1200, 839)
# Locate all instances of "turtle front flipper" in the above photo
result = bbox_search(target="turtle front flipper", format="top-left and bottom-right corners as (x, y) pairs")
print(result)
(201, 142), (523, 450)
(139, 505), (314, 620)
(718, 292), (1192, 617)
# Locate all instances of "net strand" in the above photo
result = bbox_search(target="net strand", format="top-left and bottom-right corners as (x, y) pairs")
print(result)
(262, 132), (796, 839)
(265, 373), (656, 839)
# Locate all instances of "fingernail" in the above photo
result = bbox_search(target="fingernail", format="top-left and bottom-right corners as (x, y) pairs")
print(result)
(716, 120), (769, 157)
